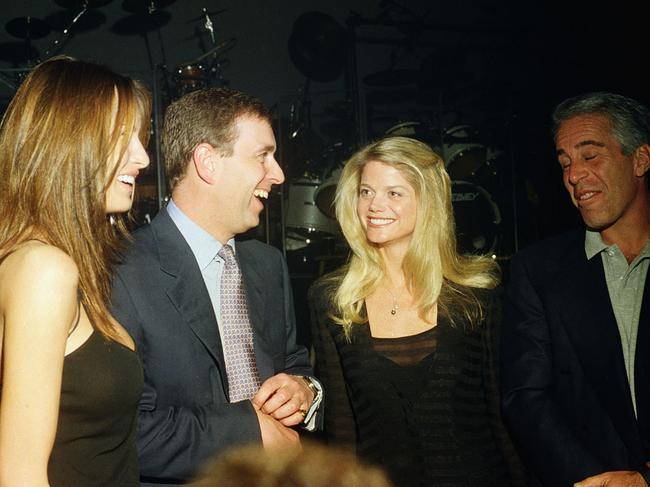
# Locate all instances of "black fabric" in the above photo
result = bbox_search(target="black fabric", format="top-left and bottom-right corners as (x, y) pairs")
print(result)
(501, 228), (650, 486)
(47, 331), (143, 487)
(309, 281), (524, 487)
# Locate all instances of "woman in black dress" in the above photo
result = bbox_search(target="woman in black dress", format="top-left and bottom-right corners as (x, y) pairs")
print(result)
(309, 136), (523, 487)
(0, 56), (151, 486)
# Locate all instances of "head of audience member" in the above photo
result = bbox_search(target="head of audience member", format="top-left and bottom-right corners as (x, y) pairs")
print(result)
(193, 441), (395, 487)
(552, 92), (650, 236)
(162, 87), (284, 243)
(332, 136), (497, 331)
(0, 55), (151, 338)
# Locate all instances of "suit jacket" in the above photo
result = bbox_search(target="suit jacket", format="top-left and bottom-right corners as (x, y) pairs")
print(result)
(111, 208), (315, 485)
(501, 228), (650, 486)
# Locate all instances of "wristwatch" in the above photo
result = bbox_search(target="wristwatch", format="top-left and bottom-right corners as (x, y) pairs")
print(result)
(301, 375), (319, 400)
(300, 376), (323, 425)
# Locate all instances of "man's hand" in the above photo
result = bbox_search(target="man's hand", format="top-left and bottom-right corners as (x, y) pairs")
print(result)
(574, 471), (648, 487)
(252, 373), (314, 426)
(253, 408), (300, 449)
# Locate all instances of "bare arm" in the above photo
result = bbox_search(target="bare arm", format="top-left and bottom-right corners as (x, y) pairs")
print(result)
(0, 245), (79, 487)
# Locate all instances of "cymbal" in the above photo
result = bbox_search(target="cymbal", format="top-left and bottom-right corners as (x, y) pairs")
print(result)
(186, 38), (236, 64)
(110, 10), (171, 35)
(187, 9), (227, 22)
(46, 9), (106, 33)
(0, 41), (39, 63)
(363, 68), (418, 87)
(55, 0), (113, 8)
(5, 17), (51, 40)
(122, 0), (176, 14)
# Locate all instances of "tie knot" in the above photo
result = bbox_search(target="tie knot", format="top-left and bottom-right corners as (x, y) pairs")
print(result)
(218, 244), (237, 266)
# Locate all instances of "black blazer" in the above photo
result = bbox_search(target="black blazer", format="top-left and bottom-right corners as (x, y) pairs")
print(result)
(501, 228), (650, 486)
(111, 208), (315, 485)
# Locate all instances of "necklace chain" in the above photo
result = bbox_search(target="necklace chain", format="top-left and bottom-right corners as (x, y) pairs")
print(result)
(383, 286), (401, 316)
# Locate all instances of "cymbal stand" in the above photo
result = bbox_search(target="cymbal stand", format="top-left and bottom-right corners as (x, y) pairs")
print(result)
(41, 2), (90, 60)
(202, 7), (216, 44)
(200, 8), (229, 87)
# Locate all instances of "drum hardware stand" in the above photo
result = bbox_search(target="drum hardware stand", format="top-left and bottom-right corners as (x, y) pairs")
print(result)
(41, 3), (90, 60)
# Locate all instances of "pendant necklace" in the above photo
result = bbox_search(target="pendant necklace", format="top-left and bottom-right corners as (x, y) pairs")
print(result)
(383, 286), (402, 315)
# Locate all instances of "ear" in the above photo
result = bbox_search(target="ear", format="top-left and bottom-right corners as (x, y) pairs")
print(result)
(633, 144), (650, 177)
(192, 143), (219, 185)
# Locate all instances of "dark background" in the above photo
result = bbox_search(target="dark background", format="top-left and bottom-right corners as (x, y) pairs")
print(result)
(2, 0), (648, 346)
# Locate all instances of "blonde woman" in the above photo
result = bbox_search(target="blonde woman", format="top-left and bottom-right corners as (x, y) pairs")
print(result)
(309, 137), (522, 487)
(0, 56), (150, 486)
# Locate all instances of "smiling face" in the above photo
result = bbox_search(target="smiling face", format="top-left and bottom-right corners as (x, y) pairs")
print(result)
(105, 117), (150, 214)
(356, 160), (417, 254)
(556, 114), (645, 235)
(212, 115), (284, 242)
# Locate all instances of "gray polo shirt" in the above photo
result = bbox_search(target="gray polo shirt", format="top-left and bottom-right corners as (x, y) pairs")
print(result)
(585, 230), (650, 416)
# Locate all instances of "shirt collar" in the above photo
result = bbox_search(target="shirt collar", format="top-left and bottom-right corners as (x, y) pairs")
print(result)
(584, 229), (610, 260)
(584, 229), (650, 262)
(166, 199), (235, 270)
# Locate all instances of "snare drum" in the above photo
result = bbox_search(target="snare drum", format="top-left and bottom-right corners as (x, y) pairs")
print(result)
(451, 180), (501, 255)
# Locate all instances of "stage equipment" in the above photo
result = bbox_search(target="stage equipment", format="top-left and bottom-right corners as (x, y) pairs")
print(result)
(286, 176), (340, 238)
(111, 10), (171, 35)
(451, 180), (501, 255)
(442, 125), (499, 181)
(46, 9), (106, 33)
(5, 17), (50, 40)
(121, 0), (176, 13)
(55, 0), (113, 8)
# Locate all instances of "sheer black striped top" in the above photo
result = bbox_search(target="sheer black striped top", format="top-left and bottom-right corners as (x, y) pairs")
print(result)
(309, 281), (524, 487)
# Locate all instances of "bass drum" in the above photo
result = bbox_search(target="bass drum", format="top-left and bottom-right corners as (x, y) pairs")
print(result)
(285, 177), (339, 237)
(443, 125), (488, 180)
(451, 180), (501, 255)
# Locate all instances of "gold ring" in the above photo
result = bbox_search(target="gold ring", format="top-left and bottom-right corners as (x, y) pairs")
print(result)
(298, 408), (308, 418)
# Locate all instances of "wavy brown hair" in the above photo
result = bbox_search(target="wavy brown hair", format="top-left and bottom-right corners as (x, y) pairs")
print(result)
(0, 56), (151, 339)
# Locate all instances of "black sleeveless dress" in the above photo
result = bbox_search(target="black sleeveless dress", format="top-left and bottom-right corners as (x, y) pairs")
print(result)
(47, 330), (143, 487)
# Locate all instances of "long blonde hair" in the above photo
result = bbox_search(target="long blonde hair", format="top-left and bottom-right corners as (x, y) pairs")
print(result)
(332, 136), (498, 335)
(0, 56), (151, 339)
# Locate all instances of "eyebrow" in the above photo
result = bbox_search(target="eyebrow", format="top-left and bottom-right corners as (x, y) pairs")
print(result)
(556, 139), (605, 156)
(359, 183), (409, 191)
(255, 143), (276, 153)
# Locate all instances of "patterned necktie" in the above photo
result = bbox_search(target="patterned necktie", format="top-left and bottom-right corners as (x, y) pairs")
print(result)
(218, 244), (261, 402)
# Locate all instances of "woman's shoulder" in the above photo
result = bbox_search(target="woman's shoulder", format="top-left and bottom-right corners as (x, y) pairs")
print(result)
(1, 242), (79, 294)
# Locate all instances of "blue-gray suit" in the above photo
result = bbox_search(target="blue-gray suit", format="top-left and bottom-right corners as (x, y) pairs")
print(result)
(111, 208), (314, 485)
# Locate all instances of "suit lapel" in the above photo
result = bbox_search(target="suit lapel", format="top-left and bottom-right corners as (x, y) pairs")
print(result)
(236, 242), (275, 381)
(556, 238), (642, 451)
(151, 211), (228, 388)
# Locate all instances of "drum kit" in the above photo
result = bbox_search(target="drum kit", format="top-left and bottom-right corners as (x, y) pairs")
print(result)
(283, 117), (503, 267)
(1, 1), (234, 97)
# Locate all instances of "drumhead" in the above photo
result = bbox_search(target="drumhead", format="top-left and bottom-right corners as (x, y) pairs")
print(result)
(451, 180), (501, 255)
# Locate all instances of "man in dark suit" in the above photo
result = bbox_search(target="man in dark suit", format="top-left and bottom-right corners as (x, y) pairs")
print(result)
(501, 92), (650, 487)
(111, 88), (322, 485)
